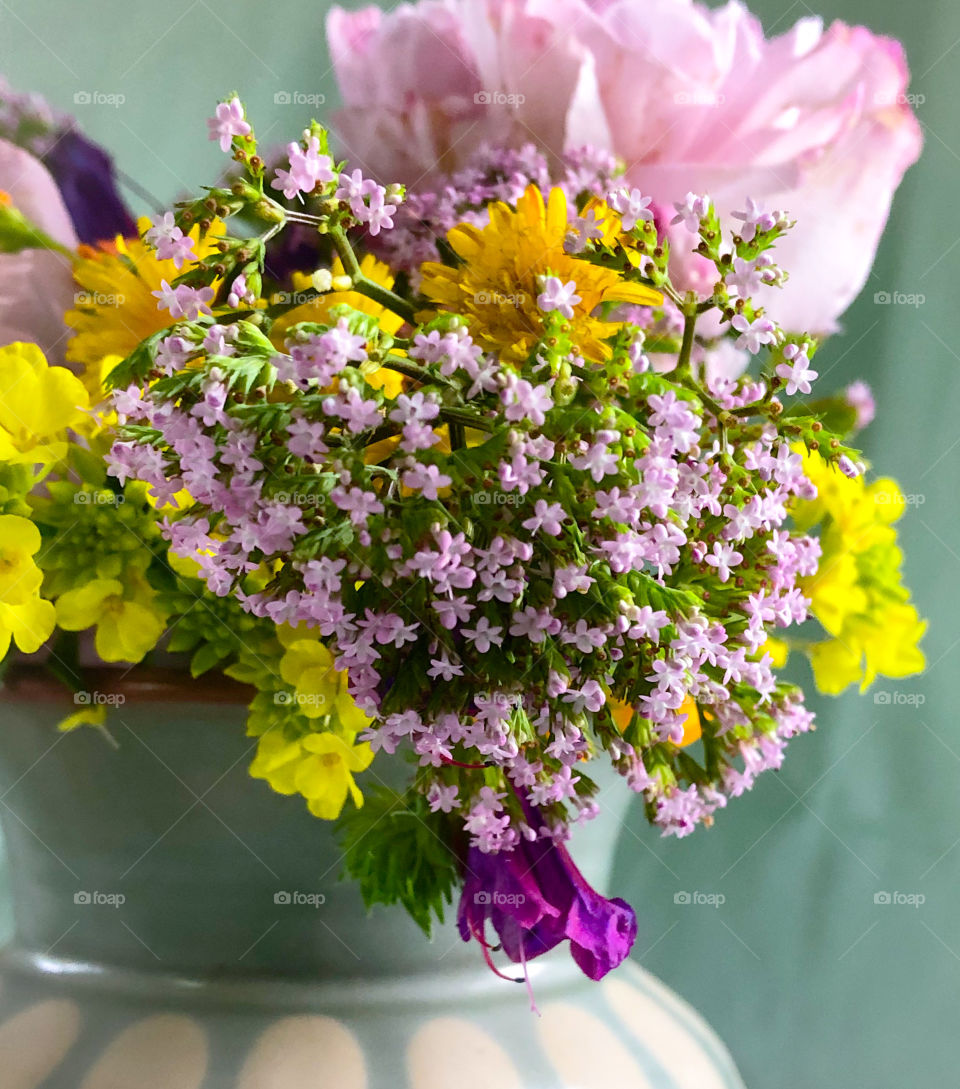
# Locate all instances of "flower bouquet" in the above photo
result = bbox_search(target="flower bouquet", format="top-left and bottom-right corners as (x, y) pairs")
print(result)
(0, 0), (926, 1016)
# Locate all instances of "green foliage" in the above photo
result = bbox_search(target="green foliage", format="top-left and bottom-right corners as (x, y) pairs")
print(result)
(336, 786), (461, 937)
(31, 481), (163, 597)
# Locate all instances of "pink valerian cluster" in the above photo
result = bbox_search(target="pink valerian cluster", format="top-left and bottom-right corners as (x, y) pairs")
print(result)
(203, 100), (402, 241)
(271, 135), (337, 201)
(108, 296), (822, 849)
(264, 131), (400, 236)
(112, 123), (834, 851)
(144, 212), (198, 270)
(370, 142), (617, 284)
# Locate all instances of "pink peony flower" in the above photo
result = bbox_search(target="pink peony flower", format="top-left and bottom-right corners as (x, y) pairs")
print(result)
(328, 0), (922, 334)
(0, 138), (78, 362)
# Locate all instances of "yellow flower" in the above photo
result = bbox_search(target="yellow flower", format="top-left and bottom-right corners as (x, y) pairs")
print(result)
(0, 594), (56, 658)
(55, 576), (167, 663)
(795, 449), (926, 693)
(801, 551), (867, 638)
(57, 705), (108, 732)
(279, 638), (372, 730)
(807, 639), (862, 695)
(271, 254), (406, 400)
(795, 450), (903, 551)
(248, 729), (374, 819)
(611, 692), (702, 747)
(0, 514), (45, 606)
(65, 218), (223, 399)
(764, 636), (789, 669)
(419, 185), (662, 362)
(0, 342), (89, 464)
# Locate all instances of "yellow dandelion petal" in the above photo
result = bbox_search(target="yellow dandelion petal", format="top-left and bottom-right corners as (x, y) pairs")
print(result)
(419, 184), (662, 363)
(271, 254), (404, 343)
(65, 218), (224, 398)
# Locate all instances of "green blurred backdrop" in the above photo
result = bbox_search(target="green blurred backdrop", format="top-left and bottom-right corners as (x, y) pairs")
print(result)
(1, 1), (957, 1085)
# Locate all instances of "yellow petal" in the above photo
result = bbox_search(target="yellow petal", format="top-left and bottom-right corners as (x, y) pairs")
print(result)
(603, 280), (664, 308)
(249, 732), (303, 790)
(0, 545), (42, 607)
(0, 341), (46, 378)
(95, 600), (166, 663)
(765, 636), (790, 668)
(334, 691), (373, 734)
(808, 639), (864, 695)
(0, 595), (55, 653)
(57, 706), (108, 732)
(0, 513), (41, 556)
(55, 578), (123, 630)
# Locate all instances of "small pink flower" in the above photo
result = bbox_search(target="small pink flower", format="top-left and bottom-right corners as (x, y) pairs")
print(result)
(670, 192), (710, 233)
(776, 344), (818, 396)
(537, 275), (581, 320)
(152, 280), (214, 321)
(145, 212), (197, 269)
(207, 97), (251, 153)
(731, 314), (777, 355)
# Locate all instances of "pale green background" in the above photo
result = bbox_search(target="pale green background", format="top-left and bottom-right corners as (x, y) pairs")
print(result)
(1, 1), (958, 1085)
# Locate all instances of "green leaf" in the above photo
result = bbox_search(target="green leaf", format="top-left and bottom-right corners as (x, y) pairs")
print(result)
(782, 396), (858, 438)
(166, 628), (202, 654)
(104, 329), (169, 390)
(189, 642), (228, 678)
(336, 787), (461, 937)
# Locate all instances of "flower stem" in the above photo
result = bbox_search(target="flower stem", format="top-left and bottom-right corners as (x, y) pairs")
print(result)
(329, 223), (416, 325)
(676, 306), (698, 379)
(448, 420), (466, 450)
(380, 355), (449, 386)
(440, 407), (493, 434)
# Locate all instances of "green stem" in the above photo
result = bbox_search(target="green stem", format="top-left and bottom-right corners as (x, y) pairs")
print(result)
(380, 355), (449, 386)
(439, 407), (493, 434)
(676, 307), (698, 379)
(329, 224), (416, 325)
(448, 420), (466, 450)
(661, 282), (686, 309)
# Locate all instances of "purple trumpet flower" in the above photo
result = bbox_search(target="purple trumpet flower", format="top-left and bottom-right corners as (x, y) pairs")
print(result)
(457, 812), (637, 981)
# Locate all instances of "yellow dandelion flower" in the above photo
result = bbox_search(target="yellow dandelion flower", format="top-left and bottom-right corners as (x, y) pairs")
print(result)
(419, 185), (662, 362)
(271, 253), (405, 399)
(65, 217), (223, 398)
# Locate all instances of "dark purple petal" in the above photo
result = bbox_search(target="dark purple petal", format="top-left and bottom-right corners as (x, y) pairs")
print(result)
(43, 129), (135, 244)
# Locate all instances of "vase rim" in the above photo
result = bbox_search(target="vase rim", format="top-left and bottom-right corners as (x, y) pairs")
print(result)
(0, 945), (586, 1011)
(0, 664), (254, 705)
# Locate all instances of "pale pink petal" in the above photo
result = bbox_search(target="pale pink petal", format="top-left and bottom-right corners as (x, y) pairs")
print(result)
(0, 137), (77, 248)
